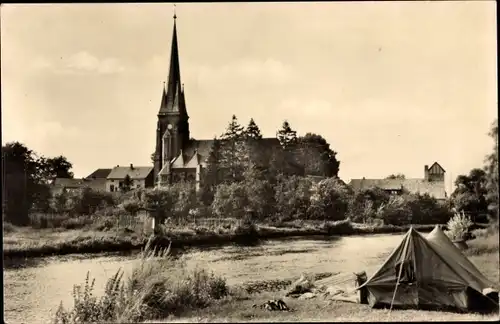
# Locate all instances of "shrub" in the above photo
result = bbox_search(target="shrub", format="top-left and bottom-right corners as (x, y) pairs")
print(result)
(347, 188), (390, 223)
(65, 189), (116, 216)
(445, 211), (473, 241)
(322, 219), (355, 235)
(244, 178), (275, 221)
(29, 213), (70, 229)
(53, 237), (228, 323)
(376, 195), (412, 226)
(274, 175), (313, 221)
(211, 182), (249, 220)
(3, 222), (17, 233)
(120, 199), (142, 216)
(308, 177), (352, 221)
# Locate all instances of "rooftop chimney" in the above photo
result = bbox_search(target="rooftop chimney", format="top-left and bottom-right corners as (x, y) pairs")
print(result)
(130, 163), (134, 170)
(424, 165), (429, 181)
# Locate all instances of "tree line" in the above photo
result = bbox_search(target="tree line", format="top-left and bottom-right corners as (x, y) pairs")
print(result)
(199, 115), (340, 205)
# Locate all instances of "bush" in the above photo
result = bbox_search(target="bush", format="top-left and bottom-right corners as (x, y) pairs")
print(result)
(308, 177), (352, 221)
(274, 175), (313, 221)
(244, 178), (275, 221)
(445, 211), (473, 241)
(3, 222), (17, 233)
(376, 195), (412, 226)
(62, 189), (116, 216)
(29, 213), (71, 229)
(322, 219), (355, 235)
(211, 182), (249, 220)
(53, 237), (228, 323)
(347, 188), (390, 223)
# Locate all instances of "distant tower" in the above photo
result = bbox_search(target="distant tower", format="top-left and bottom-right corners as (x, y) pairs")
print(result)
(153, 13), (191, 184)
(424, 162), (445, 183)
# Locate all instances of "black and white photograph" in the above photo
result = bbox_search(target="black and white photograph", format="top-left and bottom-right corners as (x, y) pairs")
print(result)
(1, 2), (498, 323)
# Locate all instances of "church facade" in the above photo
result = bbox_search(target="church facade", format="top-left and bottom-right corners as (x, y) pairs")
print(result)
(153, 15), (280, 189)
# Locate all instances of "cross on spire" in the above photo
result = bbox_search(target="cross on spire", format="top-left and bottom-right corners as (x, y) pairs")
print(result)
(173, 4), (177, 20)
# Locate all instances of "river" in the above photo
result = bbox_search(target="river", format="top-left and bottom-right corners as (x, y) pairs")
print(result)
(3, 233), (405, 323)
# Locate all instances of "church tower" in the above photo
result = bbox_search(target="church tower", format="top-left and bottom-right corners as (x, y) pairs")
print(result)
(154, 13), (190, 184)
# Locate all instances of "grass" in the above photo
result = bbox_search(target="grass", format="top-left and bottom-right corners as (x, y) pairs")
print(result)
(53, 236), (230, 323)
(161, 231), (500, 323)
(2, 216), (486, 259)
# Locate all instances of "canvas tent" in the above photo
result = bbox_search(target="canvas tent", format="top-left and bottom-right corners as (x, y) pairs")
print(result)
(356, 227), (498, 312)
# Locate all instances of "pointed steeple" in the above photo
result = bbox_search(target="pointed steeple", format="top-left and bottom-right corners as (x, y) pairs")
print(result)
(159, 11), (183, 115)
(167, 12), (181, 103)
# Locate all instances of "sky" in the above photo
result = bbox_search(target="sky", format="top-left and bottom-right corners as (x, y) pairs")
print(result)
(1, 2), (497, 194)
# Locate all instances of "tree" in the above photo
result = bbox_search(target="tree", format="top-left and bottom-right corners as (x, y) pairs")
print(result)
(242, 118), (270, 180)
(484, 119), (498, 222)
(276, 120), (298, 150)
(199, 137), (222, 205)
(121, 175), (133, 192)
(243, 118), (263, 140)
(272, 121), (303, 177)
(211, 182), (250, 220)
(450, 168), (488, 222)
(386, 173), (406, 180)
(274, 175), (313, 221)
(297, 133), (340, 177)
(308, 177), (352, 221)
(219, 115), (247, 183)
(2, 142), (41, 225)
(38, 155), (74, 184)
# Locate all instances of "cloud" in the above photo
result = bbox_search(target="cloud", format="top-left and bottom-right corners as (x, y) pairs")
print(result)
(56, 51), (126, 75)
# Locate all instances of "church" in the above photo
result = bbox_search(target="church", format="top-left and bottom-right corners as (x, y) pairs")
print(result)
(153, 14), (281, 189)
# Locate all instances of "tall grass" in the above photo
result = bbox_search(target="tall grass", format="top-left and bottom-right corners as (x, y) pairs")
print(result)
(53, 236), (228, 324)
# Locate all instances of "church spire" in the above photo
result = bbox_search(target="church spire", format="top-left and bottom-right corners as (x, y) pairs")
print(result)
(166, 9), (181, 103)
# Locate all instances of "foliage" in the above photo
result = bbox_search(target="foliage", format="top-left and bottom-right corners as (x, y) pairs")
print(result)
(2, 142), (76, 225)
(274, 175), (313, 221)
(274, 121), (303, 177)
(484, 119), (498, 222)
(296, 133), (340, 177)
(199, 138), (222, 206)
(168, 182), (198, 221)
(450, 168), (488, 221)
(347, 188), (391, 223)
(3, 142), (42, 225)
(53, 237), (228, 323)
(445, 211), (474, 241)
(241, 169), (275, 221)
(276, 120), (298, 150)
(65, 188), (116, 216)
(243, 118), (263, 140)
(375, 195), (413, 226)
(120, 199), (142, 216)
(211, 182), (249, 220)
(308, 177), (352, 221)
(219, 115), (247, 183)
(121, 175), (133, 193)
(38, 155), (74, 184)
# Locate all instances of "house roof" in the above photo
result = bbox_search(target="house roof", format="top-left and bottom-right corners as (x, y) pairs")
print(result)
(107, 166), (153, 180)
(86, 168), (112, 179)
(172, 138), (281, 169)
(429, 162), (446, 173)
(349, 178), (447, 200)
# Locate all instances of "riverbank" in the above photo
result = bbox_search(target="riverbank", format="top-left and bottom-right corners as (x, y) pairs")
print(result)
(3, 220), (480, 259)
(158, 231), (500, 323)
